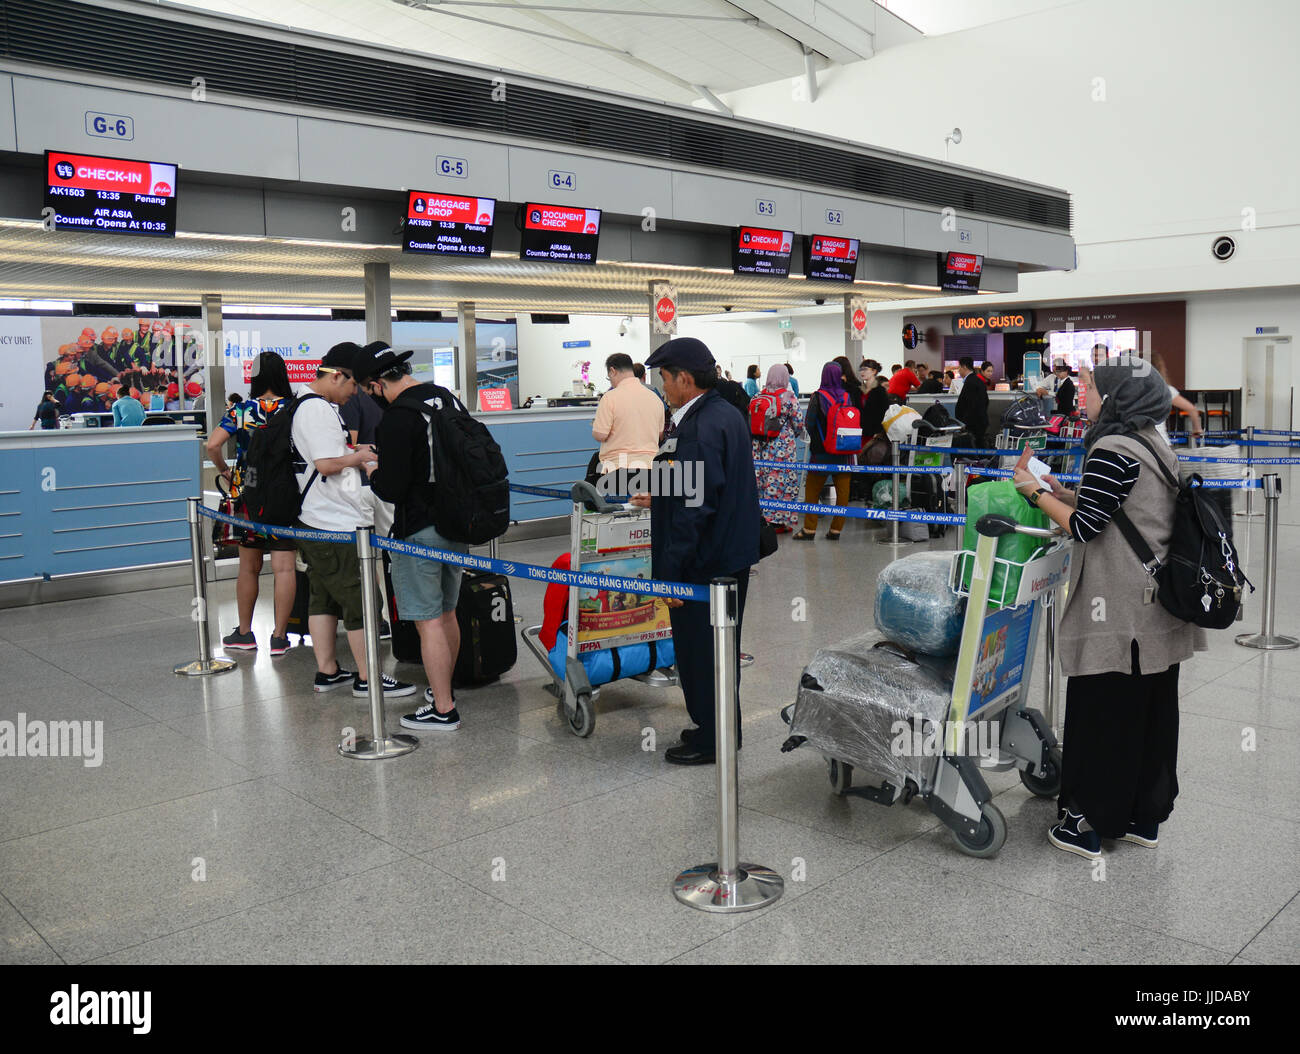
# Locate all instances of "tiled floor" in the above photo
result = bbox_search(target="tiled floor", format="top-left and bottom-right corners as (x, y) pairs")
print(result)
(2, 479), (1297, 964)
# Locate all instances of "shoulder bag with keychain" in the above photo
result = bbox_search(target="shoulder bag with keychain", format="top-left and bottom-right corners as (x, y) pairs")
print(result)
(1112, 432), (1252, 629)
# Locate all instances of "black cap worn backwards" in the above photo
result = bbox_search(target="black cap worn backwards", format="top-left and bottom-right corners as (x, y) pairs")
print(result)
(352, 341), (414, 383)
(644, 336), (715, 372)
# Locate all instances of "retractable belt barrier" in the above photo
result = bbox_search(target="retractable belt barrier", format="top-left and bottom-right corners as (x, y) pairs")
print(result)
(196, 501), (710, 602)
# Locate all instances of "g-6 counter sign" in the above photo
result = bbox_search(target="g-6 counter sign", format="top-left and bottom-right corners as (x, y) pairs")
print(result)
(44, 150), (177, 237)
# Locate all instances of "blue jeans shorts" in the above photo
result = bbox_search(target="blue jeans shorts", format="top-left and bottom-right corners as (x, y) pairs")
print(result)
(389, 524), (468, 621)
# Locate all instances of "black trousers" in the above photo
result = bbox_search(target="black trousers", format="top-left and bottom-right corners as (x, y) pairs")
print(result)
(1058, 643), (1180, 838)
(668, 569), (750, 751)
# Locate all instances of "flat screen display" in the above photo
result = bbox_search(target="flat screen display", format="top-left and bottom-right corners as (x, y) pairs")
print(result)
(520, 203), (601, 264)
(733, 226), (794, 277)
(403, 191), (496, 256)
(44, 150), (177, 237)
(939, 251), (983, 294)
(805, 234), (859, 282)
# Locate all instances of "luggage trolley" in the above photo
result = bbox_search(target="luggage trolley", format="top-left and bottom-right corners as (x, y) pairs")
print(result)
(782, 515), (1070, 857)
(906, 416), (962, 538)
(521, 482), (677, 738)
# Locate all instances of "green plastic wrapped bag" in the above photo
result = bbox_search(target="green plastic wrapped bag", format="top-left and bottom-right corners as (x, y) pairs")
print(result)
(871, 479), (897, 508)
(960, 480), (1050, 606)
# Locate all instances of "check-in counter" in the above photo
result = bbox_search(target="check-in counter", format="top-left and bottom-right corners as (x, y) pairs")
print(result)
(0, 425), (201, 594)
(478, 405), (599, 522)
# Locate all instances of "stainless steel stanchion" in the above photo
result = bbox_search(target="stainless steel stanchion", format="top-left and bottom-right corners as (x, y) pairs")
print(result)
(1236, 474), (1298, 650)
(952, 462), (966, 551)
(174, 497), (237, 677)
(1238, 426), (1262, 519)
(673, 578), (783, 913)
(339, 528), (420, 759)
(489, 536), (500, 561)
(878, 441), (901, 545)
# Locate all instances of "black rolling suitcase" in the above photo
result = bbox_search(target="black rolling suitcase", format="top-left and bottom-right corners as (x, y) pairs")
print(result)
(454, 571), (516, 686)
(383, 558), (517, 686)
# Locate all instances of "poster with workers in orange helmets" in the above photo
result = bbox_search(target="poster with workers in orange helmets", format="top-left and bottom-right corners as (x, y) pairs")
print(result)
(35, 316), (205, 419)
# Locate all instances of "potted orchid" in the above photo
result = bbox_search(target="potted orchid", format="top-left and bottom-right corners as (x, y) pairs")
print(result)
(572, 359), (594, 396)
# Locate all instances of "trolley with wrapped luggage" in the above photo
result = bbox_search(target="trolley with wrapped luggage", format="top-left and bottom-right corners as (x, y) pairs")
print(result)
(521, 481), (677, 737)
(781, 509), (1070, 857)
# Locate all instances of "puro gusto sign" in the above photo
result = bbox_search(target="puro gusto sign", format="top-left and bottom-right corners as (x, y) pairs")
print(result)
(952, 310), (1035, 334)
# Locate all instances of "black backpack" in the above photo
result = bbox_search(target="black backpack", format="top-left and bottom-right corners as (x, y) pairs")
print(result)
(239, 394), (323, 528)
(399, 387), (510, 544)
(1113, 433), (1252, 629)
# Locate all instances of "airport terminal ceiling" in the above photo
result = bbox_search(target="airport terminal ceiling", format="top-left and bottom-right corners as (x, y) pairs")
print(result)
(0, 222), (943, 315)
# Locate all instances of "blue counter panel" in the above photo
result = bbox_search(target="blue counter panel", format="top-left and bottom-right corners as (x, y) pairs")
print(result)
(487, 416), (599, 522)
(0, 429), (199, 583)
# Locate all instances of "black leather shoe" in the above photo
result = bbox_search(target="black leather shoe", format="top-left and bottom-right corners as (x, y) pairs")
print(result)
(664, 743), (716, 765)
(680, 726), (704, 743)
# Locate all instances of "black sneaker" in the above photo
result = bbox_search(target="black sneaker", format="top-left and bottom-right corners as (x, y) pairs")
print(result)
(353, 673), (417, 698)
(401, 700), (460, 731)
(379, 619), (392, 641)
(1048, 810), (1102, 860)
(222, 628), (257, 651)
(314, 667), (354, 692)
(1122, 820), (1159, 847)
(268, 635), (292, 656)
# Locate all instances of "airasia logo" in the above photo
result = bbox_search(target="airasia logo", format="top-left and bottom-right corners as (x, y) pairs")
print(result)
(478, 213), (491, 223)
(852, 308), (867, 332)
(656, 297), (675, 324)
(152, 182), (171, 195)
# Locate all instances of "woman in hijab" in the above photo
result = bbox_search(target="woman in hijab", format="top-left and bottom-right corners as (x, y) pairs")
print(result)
(794, 361), (855, 540)
(1012, 355), (1199, 861)
(751, 363), (801, 532)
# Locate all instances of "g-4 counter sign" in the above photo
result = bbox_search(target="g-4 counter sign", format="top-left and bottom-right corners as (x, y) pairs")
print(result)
(44, 150), (177, 237)
(403, 191), (496, 256)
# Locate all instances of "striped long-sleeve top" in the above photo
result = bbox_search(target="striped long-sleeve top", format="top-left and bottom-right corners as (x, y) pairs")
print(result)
(1070, 448), (1141, 543)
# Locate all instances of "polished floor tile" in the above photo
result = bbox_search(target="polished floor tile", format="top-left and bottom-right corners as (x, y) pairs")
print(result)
(0, 778), (403, 962)
(423, 778), (879, 963)
(89, 857), (616, 965)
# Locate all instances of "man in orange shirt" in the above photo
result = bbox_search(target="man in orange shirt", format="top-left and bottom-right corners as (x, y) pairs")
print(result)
(592, 353), (667, 473)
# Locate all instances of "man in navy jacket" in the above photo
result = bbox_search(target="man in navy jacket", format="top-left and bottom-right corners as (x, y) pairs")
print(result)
(633, 337), (759, 765)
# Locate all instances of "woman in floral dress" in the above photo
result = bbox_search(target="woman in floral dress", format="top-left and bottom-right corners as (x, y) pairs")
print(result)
(751, 362), (802, 531)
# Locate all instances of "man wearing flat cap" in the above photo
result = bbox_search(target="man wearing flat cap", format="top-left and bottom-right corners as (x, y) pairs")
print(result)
(632, 337), (760, 765)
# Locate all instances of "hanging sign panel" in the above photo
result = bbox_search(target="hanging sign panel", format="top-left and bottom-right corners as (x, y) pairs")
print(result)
(44, 150), (177, 237)
(403, 191), (496, 256)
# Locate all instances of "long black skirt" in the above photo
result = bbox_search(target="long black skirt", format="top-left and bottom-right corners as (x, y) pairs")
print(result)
(1058, 642), (1180, 839)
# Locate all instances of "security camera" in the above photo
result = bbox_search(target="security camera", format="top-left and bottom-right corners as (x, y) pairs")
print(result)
(814, 298), (825, 306)
(1212, 236), (1236, 261)
(617, 316), (632, 337)
(724, 305), (733, 312)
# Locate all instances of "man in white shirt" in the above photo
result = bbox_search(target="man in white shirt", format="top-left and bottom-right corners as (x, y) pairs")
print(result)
(292, 343), (415, 700)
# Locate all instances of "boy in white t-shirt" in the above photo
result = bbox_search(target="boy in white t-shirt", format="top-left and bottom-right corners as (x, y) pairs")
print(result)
(292, 343), (415, 700)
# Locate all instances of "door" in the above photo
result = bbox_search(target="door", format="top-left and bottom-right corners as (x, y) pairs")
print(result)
(1242, 336), (1293, 430)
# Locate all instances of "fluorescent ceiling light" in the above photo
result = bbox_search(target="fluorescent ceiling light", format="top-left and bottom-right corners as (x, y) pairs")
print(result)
(0, 298), (73, 312)
(223, 304), (334, 317)
(134, 302), (160, 313)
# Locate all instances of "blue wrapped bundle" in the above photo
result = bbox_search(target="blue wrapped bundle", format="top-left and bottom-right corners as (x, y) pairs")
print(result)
(548, 628), (676, 688)
(873, 552), (966, 657)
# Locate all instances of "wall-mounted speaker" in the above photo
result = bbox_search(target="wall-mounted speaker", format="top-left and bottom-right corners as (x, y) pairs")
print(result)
(1212, 236), (1236, 261)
